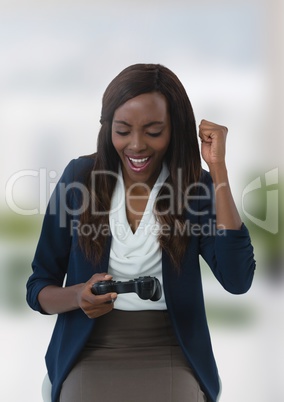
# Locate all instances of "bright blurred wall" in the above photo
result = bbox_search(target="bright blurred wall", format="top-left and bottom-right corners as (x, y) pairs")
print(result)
(1, 0), (283, 401)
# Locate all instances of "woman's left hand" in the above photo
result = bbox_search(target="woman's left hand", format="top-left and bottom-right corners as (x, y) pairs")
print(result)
(199, 119), (228, 168)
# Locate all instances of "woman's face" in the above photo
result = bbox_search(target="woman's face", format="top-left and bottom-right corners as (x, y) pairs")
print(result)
(111, 92), (171, 190)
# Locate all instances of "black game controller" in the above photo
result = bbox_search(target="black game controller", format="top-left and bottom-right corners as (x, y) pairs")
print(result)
(91, 276), (162, 301)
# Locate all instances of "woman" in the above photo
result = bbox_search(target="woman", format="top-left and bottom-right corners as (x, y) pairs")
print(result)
(26, 63), (255, 402)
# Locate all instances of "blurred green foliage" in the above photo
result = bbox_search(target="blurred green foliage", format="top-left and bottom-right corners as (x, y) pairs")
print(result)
(0, 211), (42, 313)
(205, 302), (255, 327)
(0, 211), (42, 240)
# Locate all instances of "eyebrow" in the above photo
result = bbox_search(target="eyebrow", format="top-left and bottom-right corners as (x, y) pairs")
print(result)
(113, 120), (164, 128)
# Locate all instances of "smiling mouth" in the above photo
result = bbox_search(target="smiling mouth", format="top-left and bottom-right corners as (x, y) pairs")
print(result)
(128, 156), (149, 165)
(126, 156), (151, 171)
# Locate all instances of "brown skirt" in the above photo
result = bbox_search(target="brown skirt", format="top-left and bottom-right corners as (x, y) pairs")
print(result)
(60, 310), (207, 402)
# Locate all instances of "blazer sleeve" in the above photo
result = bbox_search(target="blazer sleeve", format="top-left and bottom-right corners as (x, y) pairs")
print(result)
(198, 171), (256, 294)
(26, 159), (77, 313)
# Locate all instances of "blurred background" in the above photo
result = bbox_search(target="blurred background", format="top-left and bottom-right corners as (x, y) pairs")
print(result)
(1, 0), (283, 401)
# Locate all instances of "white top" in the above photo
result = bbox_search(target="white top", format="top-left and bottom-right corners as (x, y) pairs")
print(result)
(108, 164), (169, 310)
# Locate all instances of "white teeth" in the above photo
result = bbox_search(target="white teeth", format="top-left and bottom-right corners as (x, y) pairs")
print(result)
(128, 157), (149, 164)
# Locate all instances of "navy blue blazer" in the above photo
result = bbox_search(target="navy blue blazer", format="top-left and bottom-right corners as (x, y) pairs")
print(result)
(26, 156), (256, 402)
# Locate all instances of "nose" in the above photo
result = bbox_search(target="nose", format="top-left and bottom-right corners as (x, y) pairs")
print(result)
(128, 132), (147, 152)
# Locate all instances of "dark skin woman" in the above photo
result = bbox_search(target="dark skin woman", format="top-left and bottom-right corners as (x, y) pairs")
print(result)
(27, 64), (255, 402)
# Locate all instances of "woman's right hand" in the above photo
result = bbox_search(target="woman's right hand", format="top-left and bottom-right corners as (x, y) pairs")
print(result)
(77, 273), (117, 319)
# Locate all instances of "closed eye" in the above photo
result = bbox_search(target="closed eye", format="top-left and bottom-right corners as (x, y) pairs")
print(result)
(116, 131), (130, 136)
(147, 132), (162, 137)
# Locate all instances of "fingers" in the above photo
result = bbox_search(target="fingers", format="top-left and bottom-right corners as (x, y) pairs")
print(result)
(94, 292), (118, 305)
(199, 119), (227, 130)
(199, 120), (214, 143)
(89, 273), (117, 303)
(87, 273), (112, 286)
(82, 292), (117, 319)
(198, 119), (228, 143)
(83, 299), (114, 319)
(80, 273), (117, 319)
